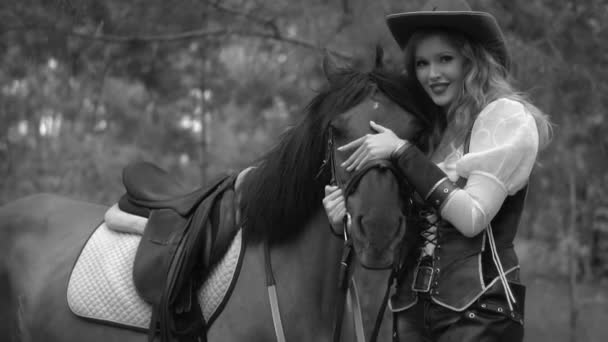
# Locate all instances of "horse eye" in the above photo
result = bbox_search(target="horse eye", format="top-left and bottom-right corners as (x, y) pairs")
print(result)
(330, 125), (344, 138)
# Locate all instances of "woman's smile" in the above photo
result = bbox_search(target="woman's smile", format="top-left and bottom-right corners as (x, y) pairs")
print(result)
(414, 34), (465, 110)
(429, 82), (450, 95)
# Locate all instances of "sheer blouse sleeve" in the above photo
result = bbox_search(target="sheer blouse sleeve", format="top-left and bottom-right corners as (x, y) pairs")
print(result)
(439, 98), (539, 237)
(457, 98), (539, 194)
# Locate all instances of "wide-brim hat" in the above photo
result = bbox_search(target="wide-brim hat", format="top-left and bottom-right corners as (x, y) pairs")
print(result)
(386, 0), (510, 70)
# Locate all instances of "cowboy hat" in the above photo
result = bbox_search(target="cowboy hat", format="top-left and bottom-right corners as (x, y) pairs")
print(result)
(386, 0), (510, 69)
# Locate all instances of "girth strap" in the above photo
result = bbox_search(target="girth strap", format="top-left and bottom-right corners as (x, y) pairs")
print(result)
(264, 238), (287, 342)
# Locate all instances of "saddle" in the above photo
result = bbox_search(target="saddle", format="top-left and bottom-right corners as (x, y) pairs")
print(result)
(118, 162), (240, 342)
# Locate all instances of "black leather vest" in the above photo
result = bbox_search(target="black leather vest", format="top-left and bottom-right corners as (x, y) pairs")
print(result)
(390, 186), (527, 312)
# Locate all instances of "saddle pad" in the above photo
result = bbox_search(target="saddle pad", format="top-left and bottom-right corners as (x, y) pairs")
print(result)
(67, 222), (243, 330)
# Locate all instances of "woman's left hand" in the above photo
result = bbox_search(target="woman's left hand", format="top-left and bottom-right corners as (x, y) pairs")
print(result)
(338, 121), (407, 172)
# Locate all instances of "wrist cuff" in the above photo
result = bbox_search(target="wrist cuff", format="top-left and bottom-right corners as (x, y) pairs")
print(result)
(425, 177), (459, 210)
(395, 145), (452, 207)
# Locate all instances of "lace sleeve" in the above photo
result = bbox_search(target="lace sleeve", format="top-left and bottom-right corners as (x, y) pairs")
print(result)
(456, 98), (539, 195)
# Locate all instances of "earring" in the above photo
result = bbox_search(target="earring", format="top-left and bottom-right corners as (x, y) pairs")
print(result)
(373, 102), (379, 109)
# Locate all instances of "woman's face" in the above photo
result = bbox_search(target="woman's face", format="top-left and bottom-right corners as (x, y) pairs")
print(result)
(413, 34), (466, 110)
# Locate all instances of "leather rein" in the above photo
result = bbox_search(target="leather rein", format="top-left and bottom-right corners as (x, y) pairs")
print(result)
(263, 127), (402, 342)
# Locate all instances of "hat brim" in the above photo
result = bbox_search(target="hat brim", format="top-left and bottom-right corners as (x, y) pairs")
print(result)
(386, 11), (510, 69)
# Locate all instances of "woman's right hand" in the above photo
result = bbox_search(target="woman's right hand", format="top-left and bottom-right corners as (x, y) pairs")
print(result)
(323, 185), (347, 232)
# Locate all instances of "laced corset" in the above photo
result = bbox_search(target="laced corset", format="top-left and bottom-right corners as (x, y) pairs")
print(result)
(415, 142), (462, 259)
(418, 209), (439, 258)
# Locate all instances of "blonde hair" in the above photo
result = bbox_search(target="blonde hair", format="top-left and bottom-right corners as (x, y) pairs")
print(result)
(404, 29), (552, 151)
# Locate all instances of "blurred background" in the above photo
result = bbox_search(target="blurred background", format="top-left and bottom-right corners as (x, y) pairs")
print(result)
(1, 0), (607, 341)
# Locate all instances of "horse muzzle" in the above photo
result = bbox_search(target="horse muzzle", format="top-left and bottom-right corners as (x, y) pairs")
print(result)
(350, 214), (406, 269)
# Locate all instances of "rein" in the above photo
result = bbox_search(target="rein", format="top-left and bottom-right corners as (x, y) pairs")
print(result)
(264, 128), (400, 342)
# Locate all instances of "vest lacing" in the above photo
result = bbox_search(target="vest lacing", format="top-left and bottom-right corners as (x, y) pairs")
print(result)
(417, 210), (517, 312)
(418, 210), (439, 257)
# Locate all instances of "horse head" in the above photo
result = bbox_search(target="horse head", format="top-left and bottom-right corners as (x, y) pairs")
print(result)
(322, 50), (433, 269)
(241, 47), (437, 269)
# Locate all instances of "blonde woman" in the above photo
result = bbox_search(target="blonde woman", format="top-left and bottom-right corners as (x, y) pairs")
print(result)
(323, 0), (552, 340)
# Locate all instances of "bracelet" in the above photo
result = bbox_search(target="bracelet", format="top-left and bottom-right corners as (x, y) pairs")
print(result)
(390, 139), (410, 160)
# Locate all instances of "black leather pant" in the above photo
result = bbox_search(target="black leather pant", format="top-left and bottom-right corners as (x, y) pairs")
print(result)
(393, 282), (525, 342)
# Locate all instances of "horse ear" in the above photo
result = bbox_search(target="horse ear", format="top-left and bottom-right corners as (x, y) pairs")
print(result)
(374, 45), (384, 69)
(322, 50), (344, 84)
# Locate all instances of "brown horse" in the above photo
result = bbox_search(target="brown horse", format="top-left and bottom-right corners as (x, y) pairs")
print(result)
(0, 52), (436, 342)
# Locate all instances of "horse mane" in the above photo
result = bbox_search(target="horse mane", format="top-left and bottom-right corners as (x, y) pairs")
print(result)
(240, 61), (436, 243)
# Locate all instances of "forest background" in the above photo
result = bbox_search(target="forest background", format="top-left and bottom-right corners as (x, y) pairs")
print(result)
(1, 0), (607, 341)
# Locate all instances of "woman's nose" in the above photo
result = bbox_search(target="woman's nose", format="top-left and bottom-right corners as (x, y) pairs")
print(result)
(429, 63), (441, 80)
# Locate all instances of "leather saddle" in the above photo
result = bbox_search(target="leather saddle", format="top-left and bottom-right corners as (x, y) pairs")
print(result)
(118, 162), (240, 342)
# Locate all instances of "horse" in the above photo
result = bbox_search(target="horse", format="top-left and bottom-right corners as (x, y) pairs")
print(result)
(0, 50), (436, 342)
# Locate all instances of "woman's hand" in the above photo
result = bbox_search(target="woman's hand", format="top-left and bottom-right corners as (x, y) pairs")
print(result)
(323, 185), (348, 232)
(338, 121), (409, 172)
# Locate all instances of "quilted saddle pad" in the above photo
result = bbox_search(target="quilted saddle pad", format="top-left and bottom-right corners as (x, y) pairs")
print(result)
(67, 222), (243, 331)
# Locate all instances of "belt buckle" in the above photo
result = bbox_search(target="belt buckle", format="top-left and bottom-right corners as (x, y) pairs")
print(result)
(411, 262), (434, 293)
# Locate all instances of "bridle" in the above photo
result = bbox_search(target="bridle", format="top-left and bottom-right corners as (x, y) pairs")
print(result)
(323, 127), (405, 342)
(264, 125), (407, 342)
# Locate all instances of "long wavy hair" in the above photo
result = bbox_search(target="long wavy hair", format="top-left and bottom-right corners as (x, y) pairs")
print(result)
(403, 29), (552, 152)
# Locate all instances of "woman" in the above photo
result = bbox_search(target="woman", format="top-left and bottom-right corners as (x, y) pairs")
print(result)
(322, 0), (552, 341)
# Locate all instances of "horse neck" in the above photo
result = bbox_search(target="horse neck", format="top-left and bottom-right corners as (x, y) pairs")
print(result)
(267, 208), (344, 329)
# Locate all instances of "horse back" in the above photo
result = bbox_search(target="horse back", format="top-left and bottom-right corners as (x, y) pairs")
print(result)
(0, 194), (129, 342)
(0, 193), (106, 261)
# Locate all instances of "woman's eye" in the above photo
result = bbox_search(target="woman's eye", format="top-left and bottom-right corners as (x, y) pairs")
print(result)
(415, 60), (428, 68)
(440, 55), (453, 63)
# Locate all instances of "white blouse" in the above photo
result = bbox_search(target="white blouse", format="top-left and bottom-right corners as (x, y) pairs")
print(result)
(422, 98), (539, 255)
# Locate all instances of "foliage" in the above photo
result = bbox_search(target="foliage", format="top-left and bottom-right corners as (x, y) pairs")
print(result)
(2, 1), (608, 340)
(1, 0), (607, 279)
